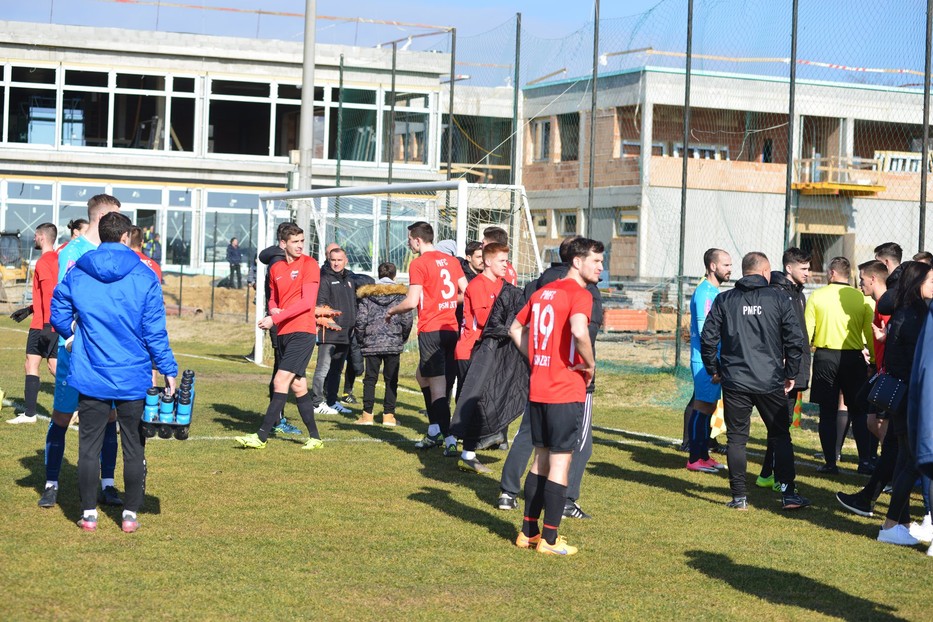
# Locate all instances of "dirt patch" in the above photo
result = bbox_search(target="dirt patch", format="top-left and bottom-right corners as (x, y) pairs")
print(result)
(162, 274), (255, 319)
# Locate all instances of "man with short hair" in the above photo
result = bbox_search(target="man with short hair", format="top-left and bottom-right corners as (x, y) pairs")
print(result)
(387, 221), (467, 455)
(805, 256), (874, 474)
(51, 211), (177, 533)
(701, 251), (809, 510)
(129, 226), (162, 281)
(227, 237), (243, 289)
(686, 248), (733, 473)
(235, 223), (324, 450)
(874, 242), (903, 280)
(38, 194), (124, 509)
(482, 226), (519, 286)
(8, 223), (59, 425)
(509, 237), (600, 555)
(463, 241), (484, 281)
(757, 247), (812, 489)
(913, 251), (933, 264)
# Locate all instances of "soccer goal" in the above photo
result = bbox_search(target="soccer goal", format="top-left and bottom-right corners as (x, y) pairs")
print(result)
(251, 180), (543, 365)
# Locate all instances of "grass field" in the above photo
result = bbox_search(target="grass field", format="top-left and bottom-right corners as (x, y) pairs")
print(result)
(0, 315), (930, 621)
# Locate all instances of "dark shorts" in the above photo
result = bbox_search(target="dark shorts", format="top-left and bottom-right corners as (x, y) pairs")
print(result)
(809, 348), (867, 407)
(418, 330), (457, 378)
(26, 327), (58, 359)
(529, 401), (584, 453)
(276, 332), (315, 377)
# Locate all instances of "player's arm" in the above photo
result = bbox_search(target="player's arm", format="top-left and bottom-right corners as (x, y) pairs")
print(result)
(269, 282), (319, 326)
(804, 296), (816, 344)
(700, 297), (724, 378)
(456, 275), (468, 304)
(569, 312), (595, 385)
(695, 289), (713, 335)
(388, 283), (421, 317)
(50, 273), (75, 338)
(508, 318), (529, 357)
(780, 297), (802, 390)
(37, 262), (56, 328)
(863, 301), (876, 363)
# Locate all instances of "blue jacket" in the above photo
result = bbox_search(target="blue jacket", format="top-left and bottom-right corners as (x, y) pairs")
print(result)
(51, 242), (177, 401)
(909, 300), (933, 479)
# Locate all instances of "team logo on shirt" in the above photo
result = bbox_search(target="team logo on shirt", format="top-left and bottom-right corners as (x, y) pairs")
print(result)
(291, 270), (299, 280)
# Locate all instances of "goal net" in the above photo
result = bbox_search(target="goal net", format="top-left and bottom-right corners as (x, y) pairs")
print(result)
(251, 180), (543, 364)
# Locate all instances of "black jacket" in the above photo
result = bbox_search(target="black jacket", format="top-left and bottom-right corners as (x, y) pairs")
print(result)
(317, 263), (358, 344)
(701, 274), (803, 393)
(770, 270), (812, 388)
(450, 283), (529, 440)
(354, 280), (413, 355)
(258, 245), (286, 315)
(877, 262), (906, 316)
(884, 300), (929, 384)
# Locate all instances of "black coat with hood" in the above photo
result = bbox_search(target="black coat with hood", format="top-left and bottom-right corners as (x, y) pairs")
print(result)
(700, 274), (803, 394)
(770, 270), (811, 389)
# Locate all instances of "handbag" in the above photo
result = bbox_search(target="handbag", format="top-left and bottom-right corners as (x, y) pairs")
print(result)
(867, 372), (907, 416)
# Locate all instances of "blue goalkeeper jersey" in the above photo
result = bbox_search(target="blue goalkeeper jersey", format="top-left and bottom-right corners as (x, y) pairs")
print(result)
(690, 278), (720, 363)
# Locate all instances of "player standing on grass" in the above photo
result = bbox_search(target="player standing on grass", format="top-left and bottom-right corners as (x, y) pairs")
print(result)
(387, 222), (467, 456)
(686, 248), (732, 474)
(37, 194), (123, 509)
(235, 223), (324, 451)
(509, 237), (600, 556)
(8, 223), (59, 425)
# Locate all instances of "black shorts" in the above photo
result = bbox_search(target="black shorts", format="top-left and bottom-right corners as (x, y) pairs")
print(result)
(418, 330), (457, 378)
(276, 332), (315, 377)
(26, 327), (58, 359)
(529, 401), (584, 452)
(809, 348), (867, 406)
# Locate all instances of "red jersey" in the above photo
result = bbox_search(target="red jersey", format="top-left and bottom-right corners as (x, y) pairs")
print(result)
(505, 260), (518, 287)
(135, 250), (162, 282)
(409, 249), (464, 333)
(515, 278), (592, 403)
(30, 251), (59, 330)
(269, 254), (321, 335)
(455, 274), (504, 360)
(874, 308), (891, 370)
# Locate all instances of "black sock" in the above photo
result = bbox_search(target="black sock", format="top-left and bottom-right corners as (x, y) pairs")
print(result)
(258, 392), (288, 442)
(431, 398), (451, 436)
(542, 479), (568, 545)
(24, 374), (40, 417)
(522, 473), (547, 538)
(421, 387), (433, 419)
(295, 393), (320, 439)
(688, 410), (703, 462)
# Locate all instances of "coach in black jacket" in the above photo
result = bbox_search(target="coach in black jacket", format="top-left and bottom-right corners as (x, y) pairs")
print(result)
(311, 247), (358, 412)
(701, 251), (809, 511)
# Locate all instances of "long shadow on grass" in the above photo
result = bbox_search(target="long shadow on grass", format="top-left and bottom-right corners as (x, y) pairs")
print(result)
(16, 449), (161, 524)
(410, 486), (515, 542)
(212, 403), (263, 433)
(685, 550), (907, 621)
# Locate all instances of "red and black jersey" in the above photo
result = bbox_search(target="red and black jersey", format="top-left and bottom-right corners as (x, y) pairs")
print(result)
(455, 274), (504, 360)
(269, 254), (321, 335)
(409, 250), (464, 333)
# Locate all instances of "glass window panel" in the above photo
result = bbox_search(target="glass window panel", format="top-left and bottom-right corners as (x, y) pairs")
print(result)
(211, 80), (269, 98)
(116, 74), (166, 91)
(165, 210), (192, 265)
(169, 97), (195, 151)
(328, 109), (376, 162)
(207, 192), (259, 210)
(329, 197), (373, 216)
(7, 182), (52, 201)
(118, 187), (163, 204)
(383, 111), (429, 164)
(277, 84), (302, 100)
(378, 220), (421, 271)
(62, 91), (109, 147)
(61, 184), (106, 203)
(380, 199), (424, 217)
(169, 190), (192, 207)
(209, 100), (270, 155)
(12, 66), (55, 84)
(331, 88), (376, 105)
(173, 77), (195, 93)
(57, 203), (88, 245)
(113, 94), (166, 148)
(326, 217), (374, 274)
(385, 92), (429, 108)
(65, 70), (108, 87)
(4, 204), (54, 257)
(202, 211), (258, 262)
(8, 87), (57, 144)
(275, 103), (324, 157)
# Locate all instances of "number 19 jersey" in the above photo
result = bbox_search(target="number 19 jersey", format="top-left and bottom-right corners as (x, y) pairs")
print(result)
(409, 249), (465, 333)
(515, 278), (592, 403)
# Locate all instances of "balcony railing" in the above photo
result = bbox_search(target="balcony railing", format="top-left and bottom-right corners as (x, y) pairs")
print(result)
(793, 156), (885, 195)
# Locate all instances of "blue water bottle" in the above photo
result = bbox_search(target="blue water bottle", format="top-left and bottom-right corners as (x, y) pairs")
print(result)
(159, 392), (175, 423)
(143, 387), (160, 423)
(176, 395), (192, 426)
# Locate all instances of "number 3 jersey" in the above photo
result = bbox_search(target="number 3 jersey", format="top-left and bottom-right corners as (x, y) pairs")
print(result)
(409, 249), (465, 333)
(515, 278), (592, 403)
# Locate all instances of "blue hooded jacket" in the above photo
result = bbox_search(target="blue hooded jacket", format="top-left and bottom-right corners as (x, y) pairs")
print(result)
(908, 300), (933, 479)
(51, 242), (177, 401)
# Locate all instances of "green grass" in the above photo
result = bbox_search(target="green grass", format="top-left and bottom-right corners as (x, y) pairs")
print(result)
(0, 315), (928, 621)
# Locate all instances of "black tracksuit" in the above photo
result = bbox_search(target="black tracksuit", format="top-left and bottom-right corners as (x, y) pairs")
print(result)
(701, 273), (803, 499)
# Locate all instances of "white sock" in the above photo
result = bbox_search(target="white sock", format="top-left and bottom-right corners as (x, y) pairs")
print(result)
(45, 481), (58, 490)
(444, 435), (456, 446)
(461, 450), (476, 461)
(123, 510), (137, 520)
(427, 424), (440, 437)
(101, 478), (115, 490)
(83, 509), (98, 520)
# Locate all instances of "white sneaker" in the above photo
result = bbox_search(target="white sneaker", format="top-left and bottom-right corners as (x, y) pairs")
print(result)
(909, 515), (933, 544)
(7, 413), (37, 424)
(330, 402), (351, 414)
(314, 403), (338, 415)
(927, 542), (933, 557)
(878, 524), (920, 546)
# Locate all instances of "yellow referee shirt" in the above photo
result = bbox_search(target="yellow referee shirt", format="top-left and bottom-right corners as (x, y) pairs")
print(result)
(804, 282), (875, 362)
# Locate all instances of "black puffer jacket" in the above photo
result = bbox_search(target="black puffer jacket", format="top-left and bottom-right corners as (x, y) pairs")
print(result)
(450, 283), (529, 441)
(701, 274), (803, 393)
(770, 270), (811, 389)
(885, 301), (929, 384)
(354, 280), (413, 355)
(317, 263), (358, 344)
(878, 262), (907, 316)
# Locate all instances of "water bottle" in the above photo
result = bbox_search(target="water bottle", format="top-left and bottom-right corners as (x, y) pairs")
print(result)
(143, 387), (160, 423)
(159, 392), (175, 423)
(176, 395), (192, 426)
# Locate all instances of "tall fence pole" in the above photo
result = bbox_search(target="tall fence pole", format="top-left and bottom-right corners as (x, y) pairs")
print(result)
(210, 211), (217, 320)
(245, 206), (254, 322)
(385, 42), (397, 261)
(178, 212), (186, 317)
(335, 54), (344, 223)
(510, 13), (521, 187)
(674, 0), (694, 371)
(921, 0), (933, 251)
(783, 0), (799, 248)
(586, 0), (599, 237)
(447, 28), (456, 182)
(296, 0), (317, 234)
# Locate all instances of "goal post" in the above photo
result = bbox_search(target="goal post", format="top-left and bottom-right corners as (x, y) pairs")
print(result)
(252, 180), (544, 366)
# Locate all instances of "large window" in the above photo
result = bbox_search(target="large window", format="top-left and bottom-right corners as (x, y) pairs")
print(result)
(558, 113), (579, 161)
(330, 88), (378, 162)
(4, 182), (54, 259)
(383, 91), (431, 165)
(7, 66), (58, 145)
